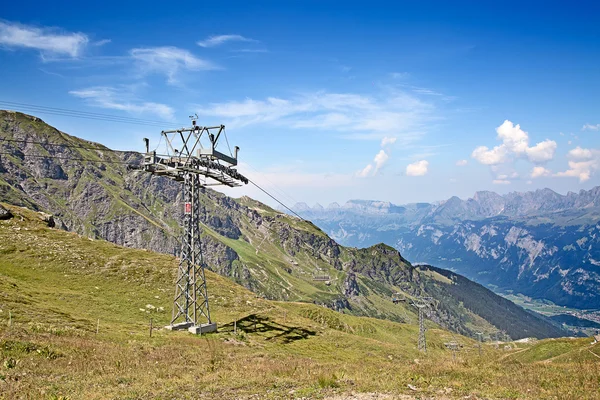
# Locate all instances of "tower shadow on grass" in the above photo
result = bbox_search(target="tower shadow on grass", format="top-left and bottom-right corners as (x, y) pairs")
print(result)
(220, 314), (317, 344)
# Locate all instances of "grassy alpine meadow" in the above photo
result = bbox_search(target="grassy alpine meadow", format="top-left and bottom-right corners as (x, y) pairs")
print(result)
(0, 204), (599, 399)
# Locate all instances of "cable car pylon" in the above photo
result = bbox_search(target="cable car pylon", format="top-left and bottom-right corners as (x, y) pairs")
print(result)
(141, 116), (248, 334)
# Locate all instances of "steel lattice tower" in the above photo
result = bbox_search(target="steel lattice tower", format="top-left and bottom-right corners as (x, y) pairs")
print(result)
(412, 297), (432, 353)
(141, 117), (247, 334)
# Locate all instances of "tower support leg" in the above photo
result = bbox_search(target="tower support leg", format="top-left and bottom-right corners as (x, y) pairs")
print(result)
(166, 173), (217, 334)
(418, 308), (427, 353)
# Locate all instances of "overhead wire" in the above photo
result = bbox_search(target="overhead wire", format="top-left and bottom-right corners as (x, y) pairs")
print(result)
(0, 152), (136, 165)
(246, 178), (305, 221)
(243, 161), (302, 211)
(0, 100), (174, 127)
(0, 138), (137, 153)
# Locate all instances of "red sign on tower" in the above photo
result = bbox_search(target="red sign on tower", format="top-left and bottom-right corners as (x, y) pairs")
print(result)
(184, 202), (192, 214)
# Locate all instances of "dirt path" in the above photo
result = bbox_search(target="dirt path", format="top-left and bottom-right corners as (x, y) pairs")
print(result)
(588, 348), (600, 359)
(498, 347), (528, 360)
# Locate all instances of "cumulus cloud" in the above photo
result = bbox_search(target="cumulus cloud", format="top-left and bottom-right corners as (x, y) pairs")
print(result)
(381, 136), (397, 146)
(472, 121), (558, 185)
(471, 121), (557, 166)
(582, 124), (600, 131)
(197, 34), (256, 48)
(130, 46), (216, 84)
(0, 21), (88, 58)
(406, 160), (429, 176)
(526, 140), (557, 162)
(531, 166), (551, 178)
(357, 150), (390, 177)
(456, 159), (468, 166)
(471, 145), (507, 165)
(356, 164), (373, 178)
(69, 86), (174, 120)
(374, 150), (389, 172)
(568, 146), (595, 160)
(555, 161), (597, 182)
(555, 146), (600, 182)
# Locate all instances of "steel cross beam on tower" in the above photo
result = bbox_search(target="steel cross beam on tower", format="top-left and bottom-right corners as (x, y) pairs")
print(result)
(141, 117), (248, 335)
(444, 340), (460, 360)
(411, 296), (433, 353)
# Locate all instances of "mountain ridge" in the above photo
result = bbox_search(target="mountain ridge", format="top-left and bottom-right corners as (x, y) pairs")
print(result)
(291, 186), (600, 309)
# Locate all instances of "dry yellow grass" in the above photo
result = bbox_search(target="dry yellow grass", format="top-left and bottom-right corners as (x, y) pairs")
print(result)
(1, 204), (599, 399)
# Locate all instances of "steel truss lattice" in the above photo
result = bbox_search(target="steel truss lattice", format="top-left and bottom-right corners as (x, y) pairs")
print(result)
(412, 297), (433, 353)
(170, 172), (212, 326)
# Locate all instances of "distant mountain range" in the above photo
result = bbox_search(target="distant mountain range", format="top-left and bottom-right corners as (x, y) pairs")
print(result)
(289, 188), (600, 309)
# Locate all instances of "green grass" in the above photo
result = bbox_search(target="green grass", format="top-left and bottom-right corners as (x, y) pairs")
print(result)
(1, 204), (599, 399)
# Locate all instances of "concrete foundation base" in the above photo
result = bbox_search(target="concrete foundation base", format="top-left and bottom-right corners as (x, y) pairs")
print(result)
(165, 322), (194, 331)
(188, 323), (218, 335)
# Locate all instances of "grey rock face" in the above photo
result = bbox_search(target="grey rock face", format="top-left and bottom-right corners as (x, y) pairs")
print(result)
(343, 272), (360, 297)
(0, 204), (12, 220)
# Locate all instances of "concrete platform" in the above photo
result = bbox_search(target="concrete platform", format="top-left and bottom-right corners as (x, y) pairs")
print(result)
(188, 323), (218, 335)
(165, 322), (194, 331)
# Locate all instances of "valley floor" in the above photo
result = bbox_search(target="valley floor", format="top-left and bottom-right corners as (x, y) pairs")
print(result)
(1, 204), (599, 399)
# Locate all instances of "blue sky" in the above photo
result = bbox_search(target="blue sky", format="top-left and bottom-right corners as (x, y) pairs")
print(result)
(1, 1), (599, 207)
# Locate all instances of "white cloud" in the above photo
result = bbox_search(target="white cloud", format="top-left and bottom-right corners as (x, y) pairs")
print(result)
(582, 123), (600, 131)
(195, 89), (434, 142)
(555, 146), (600, 182)
(197, 34), (256, 48)
(493, 179), (511, 185)
(555, 160), (597, 182)
(69, 86), (174, 120)
(531, 166), (551, 178)
(381, 136), (397, 146)
(0, 21), (88, 58)
(568, 146), (595, 160)
(471, 121), (557, 171)
(93, 39), (111, 47)
(471, 145), (507, 165)
(456, 159), (468, 166)
(130, 47), (216, 84)
(406, 160), (429, 176)
(496, 120), (529, 154)
(526, 139), (557, 163)
(357, 164), (373, 178)
(374, 150), (389, 172)
(357, 149), (390, 177)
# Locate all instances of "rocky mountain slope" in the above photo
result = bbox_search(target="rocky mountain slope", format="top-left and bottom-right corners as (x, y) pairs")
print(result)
(0, 110), (565, 339)
(292, 189), (600, 309)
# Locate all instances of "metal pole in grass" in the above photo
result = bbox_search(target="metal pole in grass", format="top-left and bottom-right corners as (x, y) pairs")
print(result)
(150, 318), (153, 338)
(8, 311), (11, 327)
(234, 319), (237, 335)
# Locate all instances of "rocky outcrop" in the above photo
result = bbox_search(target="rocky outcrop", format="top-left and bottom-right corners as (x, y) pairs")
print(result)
(343, 272), (360, 297)
(0, 204), (12, 220)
